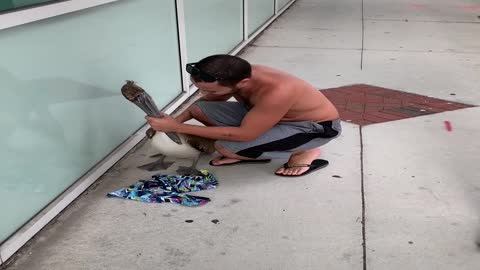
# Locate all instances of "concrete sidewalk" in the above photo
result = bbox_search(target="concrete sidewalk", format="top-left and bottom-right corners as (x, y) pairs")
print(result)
(3, 0), (480, 269)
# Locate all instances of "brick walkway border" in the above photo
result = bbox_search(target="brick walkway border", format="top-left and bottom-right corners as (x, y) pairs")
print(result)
(320, 84), (474, 126)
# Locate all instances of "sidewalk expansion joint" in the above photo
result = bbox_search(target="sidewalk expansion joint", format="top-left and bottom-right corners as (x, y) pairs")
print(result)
(360, 126), (367, 270)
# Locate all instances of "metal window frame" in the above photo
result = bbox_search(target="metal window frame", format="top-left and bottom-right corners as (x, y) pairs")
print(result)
(0, 0), (297, 265)
(243, 0), (249, 41)
(0, 0), (121, 31)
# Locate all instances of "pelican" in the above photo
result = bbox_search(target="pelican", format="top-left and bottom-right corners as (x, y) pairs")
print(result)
(121, 80), (215, 175)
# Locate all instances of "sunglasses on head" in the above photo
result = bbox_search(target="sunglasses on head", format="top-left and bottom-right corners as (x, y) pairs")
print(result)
(186, 62), (217, 83)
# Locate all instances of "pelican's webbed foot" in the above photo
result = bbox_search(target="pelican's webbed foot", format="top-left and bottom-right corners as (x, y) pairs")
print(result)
(176, 166), (204, 176)
(137, 154), (174, 171)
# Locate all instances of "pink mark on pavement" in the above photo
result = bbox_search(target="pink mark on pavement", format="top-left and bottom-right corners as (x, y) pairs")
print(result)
(459, 5), (480, 10)
(408, 3), (427, 9)
(444, 121), (452, 132)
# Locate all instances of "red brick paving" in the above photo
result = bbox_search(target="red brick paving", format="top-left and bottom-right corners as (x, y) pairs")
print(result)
(320, 84), (474, 126)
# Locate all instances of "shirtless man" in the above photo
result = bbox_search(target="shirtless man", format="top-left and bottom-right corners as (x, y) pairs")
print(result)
(145, 54), (341, 177)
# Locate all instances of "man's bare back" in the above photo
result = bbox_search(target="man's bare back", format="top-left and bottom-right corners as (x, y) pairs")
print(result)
(232, 65), (339, 122)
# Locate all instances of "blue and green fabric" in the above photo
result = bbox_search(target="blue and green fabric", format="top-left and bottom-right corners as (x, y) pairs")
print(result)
(107, 170), (218, 207)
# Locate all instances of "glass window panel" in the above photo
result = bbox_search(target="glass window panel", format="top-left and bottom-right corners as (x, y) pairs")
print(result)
(0, 0), (181, 242)
(184, 0), (243, 63)
(0, 0), (59, 13)
(248, 0), (275, 36)
(277, 0), (291, 11)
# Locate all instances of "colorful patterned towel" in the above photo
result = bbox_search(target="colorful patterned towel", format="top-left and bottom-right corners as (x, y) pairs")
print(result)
(107, 170), (217, 206)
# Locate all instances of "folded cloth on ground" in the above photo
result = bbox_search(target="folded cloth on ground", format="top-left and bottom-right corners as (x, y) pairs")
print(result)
(107, 170), (217, 207)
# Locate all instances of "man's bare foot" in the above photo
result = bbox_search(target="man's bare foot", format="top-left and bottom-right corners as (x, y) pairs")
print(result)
(209, 156), (271, 166)
(275, 148), (321, 176)
(210, 157), (242, 166)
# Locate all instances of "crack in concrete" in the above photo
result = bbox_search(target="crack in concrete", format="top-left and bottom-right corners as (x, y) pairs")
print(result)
(363, 48), (480, 54)
(360, 126), (367, 270)
(361, 0), (365, 70)
(418, 186), (451, 208)
(364, 18), (480, 24)
(249, 44), (362, 51)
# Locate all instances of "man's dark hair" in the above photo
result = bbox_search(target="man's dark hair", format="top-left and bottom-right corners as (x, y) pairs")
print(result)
(192, 54), (252, 87)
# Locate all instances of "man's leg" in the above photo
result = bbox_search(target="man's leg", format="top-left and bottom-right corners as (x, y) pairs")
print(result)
(214, 119), (342, 176)
(213, 143), (322, 176)
(275, 148), (322, 176)
(189, 104), (218, 126)
(210, 144), (256, 165)
(175, 103), (217, 126)
(183, 100), (248, 127)
(274, 120), (342, 175)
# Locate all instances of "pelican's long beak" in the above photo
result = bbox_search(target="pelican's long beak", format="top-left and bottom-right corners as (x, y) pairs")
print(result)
(121, 80), (182, 145)
(146, 127), (156, 139)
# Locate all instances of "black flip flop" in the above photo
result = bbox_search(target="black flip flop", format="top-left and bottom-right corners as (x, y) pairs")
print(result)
(275, 159), (329, 177)
(209, 158), (271, 166)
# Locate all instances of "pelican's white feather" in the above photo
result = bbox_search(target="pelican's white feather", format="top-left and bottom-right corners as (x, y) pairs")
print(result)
(150, 132), (200, 159)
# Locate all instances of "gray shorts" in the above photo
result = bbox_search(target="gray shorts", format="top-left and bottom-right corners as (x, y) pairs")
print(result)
(195, 101), (342, 159)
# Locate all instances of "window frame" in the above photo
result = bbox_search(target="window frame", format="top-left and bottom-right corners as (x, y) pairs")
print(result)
(0, 0), (121, 31)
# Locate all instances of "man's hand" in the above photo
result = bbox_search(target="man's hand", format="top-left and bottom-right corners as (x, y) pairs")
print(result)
(145, 114), (180, 133)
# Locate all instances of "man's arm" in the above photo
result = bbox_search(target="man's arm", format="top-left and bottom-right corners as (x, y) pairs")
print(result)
(175, 124), (247, 141)
(237, 89), (296, 139)
(174, 88), (296, 141)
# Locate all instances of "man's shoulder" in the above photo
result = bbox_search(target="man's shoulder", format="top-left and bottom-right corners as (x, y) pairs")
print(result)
(253, 87), (296, 109)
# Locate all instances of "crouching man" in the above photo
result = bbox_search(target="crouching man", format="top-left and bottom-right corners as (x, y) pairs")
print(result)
(146, 54), (341, 177)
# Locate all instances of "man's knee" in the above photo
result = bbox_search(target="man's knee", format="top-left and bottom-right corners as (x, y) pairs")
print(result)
(214, 142), (253, 160)
(189, 103), (216, 126)
(189, 104), (204, 118)
(214, 143), (233, 157)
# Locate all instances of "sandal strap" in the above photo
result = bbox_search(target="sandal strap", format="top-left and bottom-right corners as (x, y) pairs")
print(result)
(284, 163), (312, 168)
